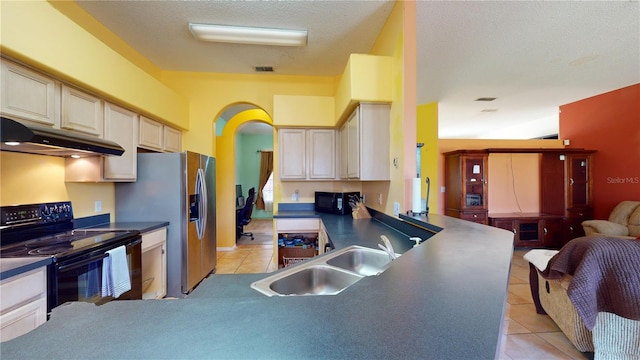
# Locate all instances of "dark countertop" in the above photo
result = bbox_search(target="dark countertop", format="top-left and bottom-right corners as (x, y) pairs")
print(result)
(85, 221), (169, 233)
(0, 257), (52, 281)
(1, 211), (514, 360)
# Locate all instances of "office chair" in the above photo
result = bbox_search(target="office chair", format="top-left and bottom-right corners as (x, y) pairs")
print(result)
(236, 187), (255, 240)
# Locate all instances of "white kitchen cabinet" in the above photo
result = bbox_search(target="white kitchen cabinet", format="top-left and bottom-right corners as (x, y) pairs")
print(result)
(103, 102), (138, 181)
(163, 125), (182, 152)
(308, 129), (336, 179)
(61, 84), (103, 137)
(141, 227), (167, 299)
(1, 59), (59, 126)
(65, 102), (138, 182)
(139, 116), (181, 152)
(139, 116), (164, 151)
(275, 218), (322, 267)
(341, 103), (390, 181)
(279, 128), (336, 180)
(0, 266), (47, 342)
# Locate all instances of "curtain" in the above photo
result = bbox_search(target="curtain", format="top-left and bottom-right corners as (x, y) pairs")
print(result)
(256, 151), (273, 210)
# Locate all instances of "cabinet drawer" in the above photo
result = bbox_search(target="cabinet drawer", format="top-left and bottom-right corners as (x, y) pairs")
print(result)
(141, 228), (167, 252)
(0, 267), (47, 314)
(0, 296), (47, 342)
(460, 212), (487, 224)
(275, 219), (320, 232)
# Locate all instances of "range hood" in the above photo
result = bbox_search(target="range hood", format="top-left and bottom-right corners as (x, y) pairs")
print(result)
(1, 117), (124, 157)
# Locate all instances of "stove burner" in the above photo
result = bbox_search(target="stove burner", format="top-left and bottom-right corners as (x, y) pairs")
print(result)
(0, 246), (29, 257)
(28, 243), (73, 256)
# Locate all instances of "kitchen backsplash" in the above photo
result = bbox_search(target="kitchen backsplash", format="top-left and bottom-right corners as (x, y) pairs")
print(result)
(0, 152), (114, 220)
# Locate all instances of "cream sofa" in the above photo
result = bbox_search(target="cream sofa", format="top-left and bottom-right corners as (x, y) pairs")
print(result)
(582, 201), (640, 238)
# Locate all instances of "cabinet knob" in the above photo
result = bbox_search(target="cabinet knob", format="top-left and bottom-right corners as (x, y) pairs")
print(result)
(569, 178), (575, 185)
(543, 227), (548, 234)
(473, 214), (478, 218)
(512, 228), (516, 234)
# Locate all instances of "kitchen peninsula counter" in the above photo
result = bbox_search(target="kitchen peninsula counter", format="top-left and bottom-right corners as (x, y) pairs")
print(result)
(1, 212), (514, 360)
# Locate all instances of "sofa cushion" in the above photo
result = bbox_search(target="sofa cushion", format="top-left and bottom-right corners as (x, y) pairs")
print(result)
(608, 201), (640, 225)
(628, 205), (640, 237)
(582, 220), (630, 237)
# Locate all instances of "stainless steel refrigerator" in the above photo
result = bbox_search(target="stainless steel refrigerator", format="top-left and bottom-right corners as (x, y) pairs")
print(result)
(115, 151), (216, 298)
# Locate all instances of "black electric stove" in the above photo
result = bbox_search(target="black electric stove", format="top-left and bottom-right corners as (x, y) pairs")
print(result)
(0, 202), (139, 260)
(0, 202), (142, 311)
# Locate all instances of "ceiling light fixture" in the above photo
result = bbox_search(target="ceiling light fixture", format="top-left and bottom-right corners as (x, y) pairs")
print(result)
(188, 23), (307, 47)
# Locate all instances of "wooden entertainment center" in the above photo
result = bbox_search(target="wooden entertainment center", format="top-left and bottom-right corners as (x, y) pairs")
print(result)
(444, 148), (596, 248)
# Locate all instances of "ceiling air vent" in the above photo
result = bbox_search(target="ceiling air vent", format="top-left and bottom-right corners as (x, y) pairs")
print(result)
(475, 97), (497, 101)
(254, 66), (274, 72)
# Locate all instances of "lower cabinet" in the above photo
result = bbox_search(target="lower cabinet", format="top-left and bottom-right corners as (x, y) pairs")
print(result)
(274, 218), (326, 268)
(489, 214), (564, 248)
(0, 266), (48, 342)
(141, 228), (167, 299)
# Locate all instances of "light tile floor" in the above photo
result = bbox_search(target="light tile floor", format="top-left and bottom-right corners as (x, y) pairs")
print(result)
(216, 220), (592, 359)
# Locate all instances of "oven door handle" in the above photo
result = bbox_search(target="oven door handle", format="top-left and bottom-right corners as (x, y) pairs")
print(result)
(57, 253), (109, 272)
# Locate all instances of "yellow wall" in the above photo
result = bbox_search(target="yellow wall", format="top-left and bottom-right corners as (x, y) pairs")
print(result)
(0, 152), (114, 219)
(334, 54), (393, 126)
(273, 95), (335, 127)
(0, 1), (188, 128)
(417, 102), (439, 213)
(362, 1), (415, 215)
(161, 71), (335, 156)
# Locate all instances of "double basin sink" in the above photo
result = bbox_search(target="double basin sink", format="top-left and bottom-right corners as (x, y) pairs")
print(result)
(250, 245), (400, 296)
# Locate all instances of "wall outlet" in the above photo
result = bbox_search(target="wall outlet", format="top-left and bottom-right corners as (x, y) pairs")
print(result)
(393, 202), (400, 215)
(292, 189), (299, 202)
(441, 186), (446, 193)
(95, 200), (102, 212)
(361, 195), (366, 204)
(378, 193), (383, 205)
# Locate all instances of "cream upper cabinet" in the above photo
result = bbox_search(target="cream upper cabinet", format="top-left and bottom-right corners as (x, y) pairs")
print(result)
(103, 103), (138, 181)
(163, 126), (182, 153)
(279, 128), (336, 181)
(61, 84), (103, 137)
(139, 116), (164, 151)
(341, 103), (390, 181)
(279, 129), (306, 179)
(139, 116), (181, 152)
(338, 124), (349, 179)
(1, 59), (59, 126)
(308, 129), (336, 179)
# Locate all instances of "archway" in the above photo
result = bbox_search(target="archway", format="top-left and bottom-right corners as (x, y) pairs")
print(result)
(215, 107), (273, 250)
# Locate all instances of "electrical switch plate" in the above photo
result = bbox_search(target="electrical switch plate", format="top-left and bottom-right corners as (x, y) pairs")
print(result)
(95, 200), (102, 212)
(378, 193), (383, 205)
(393, 202), (400, 215)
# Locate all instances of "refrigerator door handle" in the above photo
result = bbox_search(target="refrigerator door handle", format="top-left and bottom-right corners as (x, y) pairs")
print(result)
(195, 168), (207, 240)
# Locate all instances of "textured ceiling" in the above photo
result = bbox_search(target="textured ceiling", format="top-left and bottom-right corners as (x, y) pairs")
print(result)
(75, 0), (640, 138)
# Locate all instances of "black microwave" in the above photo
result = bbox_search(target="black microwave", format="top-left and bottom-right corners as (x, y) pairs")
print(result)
(314, 192), (360, 215)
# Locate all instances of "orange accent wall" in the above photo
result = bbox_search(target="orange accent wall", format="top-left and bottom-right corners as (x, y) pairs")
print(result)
(559, 83), (640, 219)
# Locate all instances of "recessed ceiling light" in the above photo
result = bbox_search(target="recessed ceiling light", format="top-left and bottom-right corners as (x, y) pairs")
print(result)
(70, 154), (81, 159)
(475, 97), (497, 102)
(188, 23), (307, 47)
(481, 109), (498, 112)
(4, 141), (20, 146)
